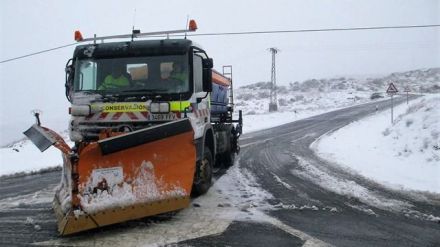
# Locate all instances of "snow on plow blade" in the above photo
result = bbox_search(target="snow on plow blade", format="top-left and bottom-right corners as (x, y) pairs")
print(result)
(51, 119), (196, 235)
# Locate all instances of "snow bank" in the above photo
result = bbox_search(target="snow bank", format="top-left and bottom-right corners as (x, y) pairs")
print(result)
(0, 137), (72, 176)
(314, 95), (440, 193)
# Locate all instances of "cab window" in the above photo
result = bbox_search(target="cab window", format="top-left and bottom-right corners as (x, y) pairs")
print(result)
(193, 54), (203, 92)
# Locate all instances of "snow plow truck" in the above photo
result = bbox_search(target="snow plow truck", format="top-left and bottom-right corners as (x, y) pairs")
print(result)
(24, 20), (242, 235)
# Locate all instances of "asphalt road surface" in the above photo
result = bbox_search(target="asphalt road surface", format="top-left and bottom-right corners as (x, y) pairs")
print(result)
(1, 96), (439, 247)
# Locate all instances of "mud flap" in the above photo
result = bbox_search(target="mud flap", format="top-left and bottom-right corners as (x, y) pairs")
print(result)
(56, 119), (197, 235)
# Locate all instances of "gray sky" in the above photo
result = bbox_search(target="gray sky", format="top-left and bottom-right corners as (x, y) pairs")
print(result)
(0, 0), (439, 145)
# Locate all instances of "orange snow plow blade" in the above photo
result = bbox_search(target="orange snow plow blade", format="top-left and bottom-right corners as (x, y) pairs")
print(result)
(29, 119), (196, 235)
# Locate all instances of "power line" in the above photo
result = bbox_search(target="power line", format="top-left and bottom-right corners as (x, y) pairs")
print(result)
(1, 24), (439, 64)
(0, 42), (77, 64)
(187, 24), (440, 37)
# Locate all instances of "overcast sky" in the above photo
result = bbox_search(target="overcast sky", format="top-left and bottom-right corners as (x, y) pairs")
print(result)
(0, 0), (439, 145)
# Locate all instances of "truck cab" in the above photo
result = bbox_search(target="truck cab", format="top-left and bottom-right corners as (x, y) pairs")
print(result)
(66, 39), (214, 142)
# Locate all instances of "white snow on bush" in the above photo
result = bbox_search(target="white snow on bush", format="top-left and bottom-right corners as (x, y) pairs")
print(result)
(314, 95), (440, 193)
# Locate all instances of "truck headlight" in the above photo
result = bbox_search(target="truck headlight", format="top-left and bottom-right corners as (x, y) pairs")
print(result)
(70, 105), (91, 116)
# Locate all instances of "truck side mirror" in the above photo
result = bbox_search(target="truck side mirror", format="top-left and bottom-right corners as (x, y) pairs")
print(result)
(202, 68), (212, 92)
(65, 59), (74, 102)
(203, 58), (213, 69)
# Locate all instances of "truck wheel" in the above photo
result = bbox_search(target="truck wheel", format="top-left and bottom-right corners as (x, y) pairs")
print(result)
(221, 130), (236, 168)
(192, 147), (213, 196)
(221, 150), (235, 168)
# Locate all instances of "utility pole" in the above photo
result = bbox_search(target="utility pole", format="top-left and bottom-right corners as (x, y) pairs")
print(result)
(268, 47), (279, 112)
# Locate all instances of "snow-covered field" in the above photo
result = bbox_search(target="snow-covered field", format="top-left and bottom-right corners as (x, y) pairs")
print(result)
(314, 95), (440, 193)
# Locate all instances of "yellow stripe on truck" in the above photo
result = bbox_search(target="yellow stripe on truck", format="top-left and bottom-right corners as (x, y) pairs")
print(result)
(97, 102), (191, 113)
(170, 101), (191, 112)
(101, 103), (147, 112)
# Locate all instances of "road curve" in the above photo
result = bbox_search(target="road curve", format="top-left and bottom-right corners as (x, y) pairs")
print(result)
(233, 95), (440, 246)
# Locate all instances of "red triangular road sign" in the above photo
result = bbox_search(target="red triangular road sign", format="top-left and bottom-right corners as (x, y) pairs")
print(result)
(386, 83), (398, 94)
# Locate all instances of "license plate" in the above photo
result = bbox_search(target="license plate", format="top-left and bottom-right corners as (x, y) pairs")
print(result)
(149, 113), (177, 121)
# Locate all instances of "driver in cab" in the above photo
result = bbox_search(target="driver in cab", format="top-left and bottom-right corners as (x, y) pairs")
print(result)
(98, 66), (130, 90)
(169, 62), (187, 82)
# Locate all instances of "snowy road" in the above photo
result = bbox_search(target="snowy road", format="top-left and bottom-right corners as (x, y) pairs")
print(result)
(1, 96), (439, 246)
(234, 95), (440, 246)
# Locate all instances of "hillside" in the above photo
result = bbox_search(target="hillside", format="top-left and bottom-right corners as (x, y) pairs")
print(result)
(235, 68), (440, 116)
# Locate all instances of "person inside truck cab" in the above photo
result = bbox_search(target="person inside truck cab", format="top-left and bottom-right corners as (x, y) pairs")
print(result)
(98, 65), (130, 90)
(169, 62), (187, 82)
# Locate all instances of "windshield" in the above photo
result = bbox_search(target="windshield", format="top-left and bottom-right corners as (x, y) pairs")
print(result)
(73, 55), (189, 96)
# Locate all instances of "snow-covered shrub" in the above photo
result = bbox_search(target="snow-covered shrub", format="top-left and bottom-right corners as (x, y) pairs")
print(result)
(237, 93), (254, 101)
(278, 98), (288, 106)
(277, 85), (288, 94)
(431, 130), (439, 140)
(257, 91), (269, 99)
(295, 95), (304, 101)
(422, 138), (430, 150)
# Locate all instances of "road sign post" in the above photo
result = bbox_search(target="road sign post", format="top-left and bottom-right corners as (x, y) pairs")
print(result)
(386, 82), (399, 124)
(404, 86), (410, 105)
(391, 94), (394, 123)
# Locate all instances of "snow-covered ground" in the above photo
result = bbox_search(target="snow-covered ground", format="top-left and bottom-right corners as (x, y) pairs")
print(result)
(0, 132), (72, 176)
(313, 95), (440, 193)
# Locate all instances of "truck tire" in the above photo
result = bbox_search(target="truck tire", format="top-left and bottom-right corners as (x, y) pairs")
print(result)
(220, 127), (236, 168)
(192, 147), (213, 196)
(221, 148), (235, 168)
